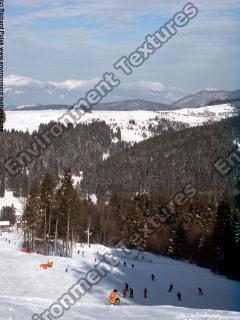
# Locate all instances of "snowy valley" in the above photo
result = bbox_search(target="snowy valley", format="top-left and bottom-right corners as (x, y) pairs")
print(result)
(4, 103), (236, 143)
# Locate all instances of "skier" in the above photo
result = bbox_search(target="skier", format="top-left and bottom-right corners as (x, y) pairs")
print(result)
(168, 283), (174, 292)
(131, 264), (135, 269)
(109, 289), (120, 305)
(144, 288), (148, 299)
(77, 250), (80, 254)
(125, 282), (129, 292)
(123, 261), (126, 267)
(198, 287), (203, 295)
(48, 260), (54, 268)
(151, 274), (155, 281)
(65, 265), (69, 273)
(177, 292), (182, 301)
(123, 287), (127, 298)
(130, 288), (134, 298)
(82, 251), (85, 258)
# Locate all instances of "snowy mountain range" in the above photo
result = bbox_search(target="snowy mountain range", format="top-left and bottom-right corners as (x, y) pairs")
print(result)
(4, 75), (240, 111)
(4, 75), (186, 109)
(173, 89), (240, 108)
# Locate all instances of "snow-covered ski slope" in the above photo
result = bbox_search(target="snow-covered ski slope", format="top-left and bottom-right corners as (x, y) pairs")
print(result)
(5, 103), (235, 143)
(0, 232), (240, 320)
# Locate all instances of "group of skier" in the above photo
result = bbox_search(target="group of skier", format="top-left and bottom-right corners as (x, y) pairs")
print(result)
(109, 273), (204, 305)
(122, 283), (134, 299)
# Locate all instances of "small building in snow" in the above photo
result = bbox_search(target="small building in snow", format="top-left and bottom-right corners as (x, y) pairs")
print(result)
(0, 221), (10, 232)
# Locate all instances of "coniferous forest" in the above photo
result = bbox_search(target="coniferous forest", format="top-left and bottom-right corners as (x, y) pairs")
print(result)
(0, 112), (240, 280)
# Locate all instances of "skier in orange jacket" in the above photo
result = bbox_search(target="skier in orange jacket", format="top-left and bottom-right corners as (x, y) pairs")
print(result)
(109, 289), (120, 305)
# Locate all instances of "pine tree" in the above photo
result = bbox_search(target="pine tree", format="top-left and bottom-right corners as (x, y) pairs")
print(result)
(167, 227), (176, 257)
(56, 168), (79, 257)
(40, 173), (56, 255)
(233, 209), (240, 279)
(231, 207), (240, 278)
(0, 174), (5, 197)
(20, 169), (29, 197)
(23, 183), (42, 252)
(233, 209), (240, 245)
(230, 108), (240, 278)
(167, 222), (187, 259)
(212, 199), (233, 274)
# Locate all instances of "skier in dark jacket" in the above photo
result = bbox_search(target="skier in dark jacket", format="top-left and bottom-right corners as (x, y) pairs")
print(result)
(125, 282), (129, 292)
(168, 283), (174, 292)
(177, 292), (182, 301)
(198, 287), (203, 295)
(151, 274), (155, 281)
(130, 288), (134, 298)
(144, 288), (148, 299)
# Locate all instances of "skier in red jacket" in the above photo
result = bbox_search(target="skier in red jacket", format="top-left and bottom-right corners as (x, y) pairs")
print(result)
(123, 287), (127, 298)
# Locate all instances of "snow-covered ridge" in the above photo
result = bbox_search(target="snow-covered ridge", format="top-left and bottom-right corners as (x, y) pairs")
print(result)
(4, 104), (235, 143)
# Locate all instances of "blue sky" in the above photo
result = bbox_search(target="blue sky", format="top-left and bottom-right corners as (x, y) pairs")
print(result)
(4, 0), (240, 93)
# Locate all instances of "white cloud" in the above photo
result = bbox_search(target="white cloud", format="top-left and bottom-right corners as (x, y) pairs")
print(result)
(4, 74), (102, 91)
(7, 0), (240, 24)
(4, 74), (182, 93)
(121, 81), (167, 92)
(5, 1), (240, 92)
(49, 78), (100, 90)
(4, 74), (43, 87)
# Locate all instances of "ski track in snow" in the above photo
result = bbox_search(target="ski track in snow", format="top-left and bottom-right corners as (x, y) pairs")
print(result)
(0, 231), (240, 320)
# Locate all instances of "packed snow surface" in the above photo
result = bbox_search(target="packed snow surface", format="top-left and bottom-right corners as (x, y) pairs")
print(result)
(5, 104), (235, 143)
(0, 231), (240, 320)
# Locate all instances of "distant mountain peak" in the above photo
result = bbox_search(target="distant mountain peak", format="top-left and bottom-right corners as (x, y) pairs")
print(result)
(173, 89), (240, 108)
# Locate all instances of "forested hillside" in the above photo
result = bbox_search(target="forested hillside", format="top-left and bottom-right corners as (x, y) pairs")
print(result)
(83, 116), (239, 203)
(0, 114), (240, 279)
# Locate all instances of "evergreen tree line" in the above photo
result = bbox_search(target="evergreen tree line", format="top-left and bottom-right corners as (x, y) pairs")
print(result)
(0, 120), (125, 198)
(114, 191), (240, 280)
(1, 112), (239, 279)
(82, 115), (239, 204)
(22, 169), (120, 257)
(23, 170), (240, 279)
